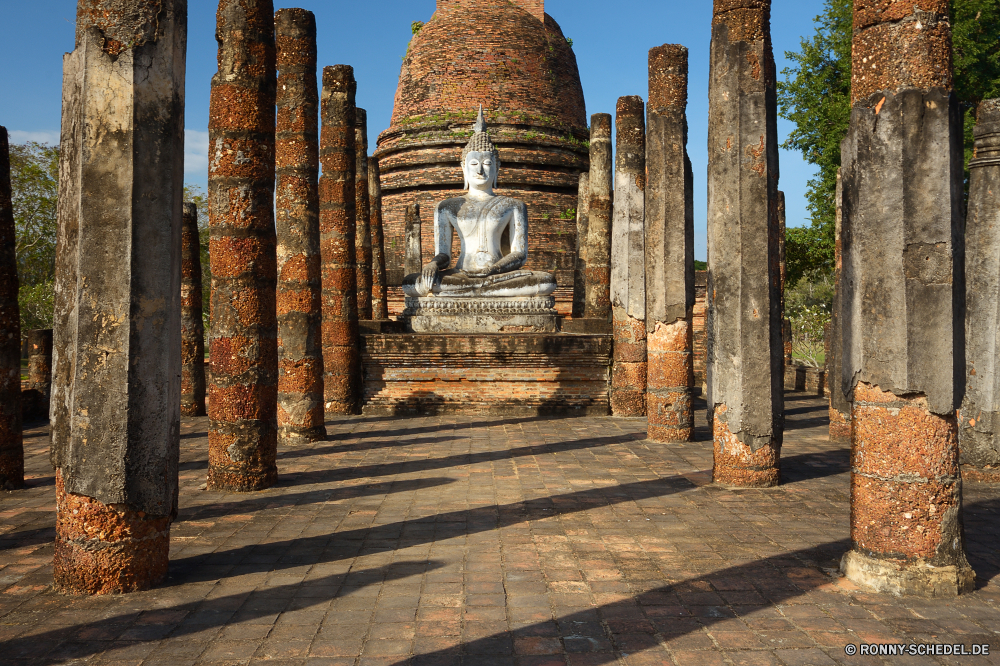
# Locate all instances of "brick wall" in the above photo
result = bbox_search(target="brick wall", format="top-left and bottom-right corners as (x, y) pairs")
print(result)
(437, 0), (544, 23)
(692, 271), (707, 391)
(362, 333), (611, 415)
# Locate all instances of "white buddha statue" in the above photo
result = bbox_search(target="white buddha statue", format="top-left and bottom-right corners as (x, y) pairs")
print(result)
(402, 107), (557, 300)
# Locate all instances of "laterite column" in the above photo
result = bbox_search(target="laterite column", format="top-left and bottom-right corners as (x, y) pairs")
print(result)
(840, 0), (973, 595)
(27, 329), (52, 399)
(404, 204), (422, 277)
(828, 169), (851, 442)
(207, 0), (278, 490)
(645, 45), (694, 442)
(319, 65), (360, 415)
(275, 8), (324, 445)
(50, 1), (185, 593)
(0, 127), (22, 490)
(585, 113), (613, 320)
(610, 96), (647, 417)
(370, 159), (389, 320)
(961, 100), (1000, 481)
(181, 202), (206, 417)
(707, 0), (784, 487)
(572, 172), (590, 319)
(355, 109), (373, 320)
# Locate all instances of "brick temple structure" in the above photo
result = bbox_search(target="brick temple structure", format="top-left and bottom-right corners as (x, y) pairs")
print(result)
(374, 0), (589, 315)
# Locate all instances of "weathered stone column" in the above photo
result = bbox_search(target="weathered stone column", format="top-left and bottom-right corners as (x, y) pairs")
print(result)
(207, 0), (278, 490)
(610, 96), (647, 417)
(275, 8), (324, 445)
(585, 113), (613, 320)
(355, 109), (373, 321)
(319, 65), (360, 415)
(839, 0), (973, 595)
(369, 159), (389, 320)
(828, 169), (851, 442)
(0, 127), (22, 490)
(404, 204), (422, 277)
(962, 100), (1000, 482)
(180, 202), (206, 417)
(777, 191), (792, 366)
(707, 0), (784, 487)
(50, 1), (185, 593)
(645, 45), (694, 442)
(27, 329), (53, 398)
(572, 172), (590, 319)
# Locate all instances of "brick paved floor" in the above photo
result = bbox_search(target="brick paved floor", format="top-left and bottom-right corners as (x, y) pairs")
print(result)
(2, 391), (1000, 665)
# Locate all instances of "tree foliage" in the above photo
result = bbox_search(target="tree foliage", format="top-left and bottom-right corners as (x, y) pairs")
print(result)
(778, 0), (1000, 286)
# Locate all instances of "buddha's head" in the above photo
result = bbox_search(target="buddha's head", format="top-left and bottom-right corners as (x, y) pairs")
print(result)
(462, 106), (500, 192)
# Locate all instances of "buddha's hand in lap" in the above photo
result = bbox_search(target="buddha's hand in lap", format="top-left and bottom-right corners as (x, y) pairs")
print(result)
(416, 262), (438, 296)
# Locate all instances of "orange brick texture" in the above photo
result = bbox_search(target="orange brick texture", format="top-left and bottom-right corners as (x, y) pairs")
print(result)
(355, 109), (373, 321)
(208, 0), (279, 491)
(54, 470), (170, 595)
(319, 65), (361, 415)
(275, 8), (325, 446)
(375, 0), (588, 314)
(0, 127), (22, 490)
(369, 160), (389, 320)
(362, 334), (611, 416)
(645, 45), (695, 442)
(180, 202), (206, 417)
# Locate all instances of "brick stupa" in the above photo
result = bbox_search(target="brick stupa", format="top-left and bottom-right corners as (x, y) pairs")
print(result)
(375, 0), (588, 314)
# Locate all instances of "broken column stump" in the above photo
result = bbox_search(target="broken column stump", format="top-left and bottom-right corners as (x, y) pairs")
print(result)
(707, 0), (784, 487)
(839, 0), (974, 595)
(0, 127), (22, 490)
(645, 44), (695, 442)
(181, 202), (206, 417)
(370, 159), (389, 320)
(572, 171), (590, 319)
(319, 65), (360, 415)
(275, 8), (324, 446)
(828, 169), (851, 442)
(50, 1), (186, 593)
(961, 99), (1000, 482)
(27, 329), (52, 399)
(585, 113), (613, 320)
(404, 204), (422, 277)
(355, 108), (373, 321)
(610, 96), (647, 417)
(207, 0), (279, 490)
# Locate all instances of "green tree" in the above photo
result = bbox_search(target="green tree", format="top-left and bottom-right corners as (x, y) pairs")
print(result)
(9, 141), (59, 335)
(778, 0), (1000, 286)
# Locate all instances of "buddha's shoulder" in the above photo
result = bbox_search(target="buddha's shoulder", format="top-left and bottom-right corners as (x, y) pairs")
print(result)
(435, 197), (466, 213)
(492, 195), (525, 211)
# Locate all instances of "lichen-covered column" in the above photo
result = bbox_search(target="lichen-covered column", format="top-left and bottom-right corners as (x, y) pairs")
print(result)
(828, 169), (851, 442)
(275, 8), (324, 445)
(50, 1), (185, 593)
(960, 100), (1000, 482)
(27, 329), (52, 399)
(707, 0), (784, 487)
(585, 113), (613, 320)
(645, 45), (694, 443)
(404, 203), (422, 277)
(610, 96), (647, 417)
(319, 65), (360, 415)
(0, 127), (22, 490)
(181, 202), (206, 417)
(369, 159), (389, 320)
(840, 0), (973, 595)
(355, 109), (373, 321)
(207, 0), (278, 490)
(572, 172), (590, 319)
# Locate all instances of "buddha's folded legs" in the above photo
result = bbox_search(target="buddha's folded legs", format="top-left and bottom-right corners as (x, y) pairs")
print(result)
(402, 269), (556, 298)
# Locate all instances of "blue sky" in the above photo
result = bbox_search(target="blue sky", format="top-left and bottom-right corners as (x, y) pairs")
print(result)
(0, 0), (826, 261)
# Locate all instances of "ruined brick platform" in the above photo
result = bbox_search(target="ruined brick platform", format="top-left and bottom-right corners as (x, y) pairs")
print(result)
(361, 333), (612, 416)
(3, 392), (1000, 665)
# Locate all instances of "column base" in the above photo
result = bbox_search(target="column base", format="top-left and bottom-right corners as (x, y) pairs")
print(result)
(841, 549), (975, 597)
(278, 425), (327, 446)
(207, 465), (278, 492)
(180, 402), (206, 417)
(55, 471), (170, 595)
(829, 407), (851, 443)
(0, 449), (24, 490)
(961, 464), (1000, 483)
(713, 408), (780, 487)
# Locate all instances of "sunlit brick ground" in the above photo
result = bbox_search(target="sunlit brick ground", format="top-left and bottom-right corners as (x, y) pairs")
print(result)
(2, 391), (999, 665)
